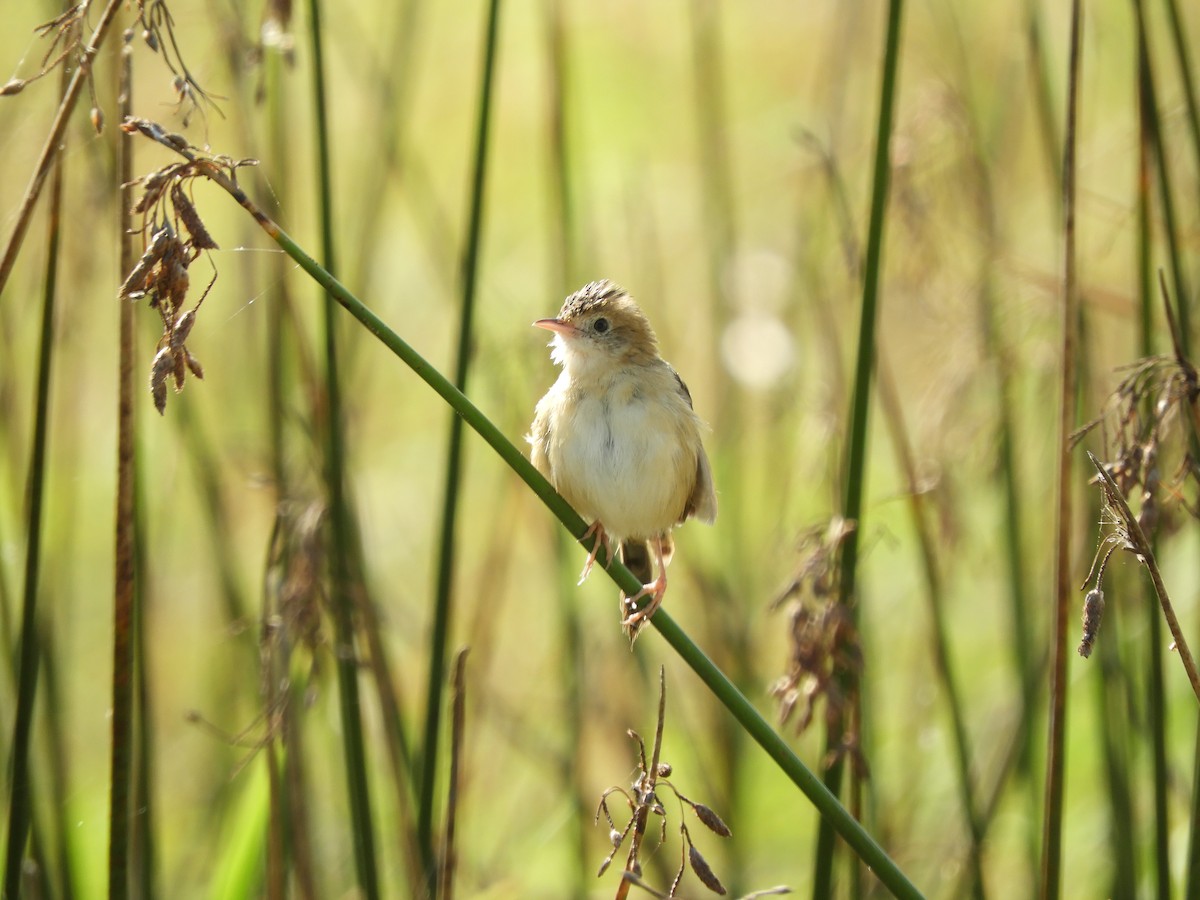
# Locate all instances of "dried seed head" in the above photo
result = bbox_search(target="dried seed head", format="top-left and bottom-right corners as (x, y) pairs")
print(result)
(172, 183), (218, 250)
(90, 106), (104, 134)
(132, 168), (173, 214)
(1078, 589), (1105, 659)
(609, 829), (622, 848)
(151, 378), (167, 414)
(150, 348), (174, 414)
(688, 845), (726, 895)
(167, 259), (190, 312)
(172, 350), (186, 391)
(142, 29), (158, 51)
(692, 804), (732, 838)
(120, 258), (154, 300)
(0, 78), (25, 96)
(148, 221), (175, 256)
(172, 309), (196, 347)
(185, 350), (204, 379)
(120, 226), (174, 300)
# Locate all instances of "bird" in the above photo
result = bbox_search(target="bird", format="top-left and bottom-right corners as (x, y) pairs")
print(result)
(527, 280), (717, 635)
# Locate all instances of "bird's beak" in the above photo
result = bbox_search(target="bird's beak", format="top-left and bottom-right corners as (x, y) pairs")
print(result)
(533, 317), (577, 336)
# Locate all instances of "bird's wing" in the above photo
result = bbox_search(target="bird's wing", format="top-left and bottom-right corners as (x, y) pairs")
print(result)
(669, 366), (718, 525)
(527, 399), (553, 478)
(685, 447), (718, 524)
(670, 366), (695, 409)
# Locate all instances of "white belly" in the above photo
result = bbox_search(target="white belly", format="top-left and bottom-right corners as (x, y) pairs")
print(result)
(549, 382), (696, 540)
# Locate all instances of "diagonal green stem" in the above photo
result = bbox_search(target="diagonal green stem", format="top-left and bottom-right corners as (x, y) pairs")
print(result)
(127, 128), (924, 899)
(1085, 453), (1200, 699)
(267, 227), (923, 900)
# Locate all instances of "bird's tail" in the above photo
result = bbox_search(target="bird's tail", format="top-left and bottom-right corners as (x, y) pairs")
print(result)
(620, 534), (673, 585)
(620, 540), (653, 585)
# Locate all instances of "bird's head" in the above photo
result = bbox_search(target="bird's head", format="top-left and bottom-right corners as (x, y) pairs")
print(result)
(534, 280), (659, 372)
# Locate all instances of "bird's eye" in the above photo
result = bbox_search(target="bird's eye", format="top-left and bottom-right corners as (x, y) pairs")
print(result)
(593, 317), (609, 333)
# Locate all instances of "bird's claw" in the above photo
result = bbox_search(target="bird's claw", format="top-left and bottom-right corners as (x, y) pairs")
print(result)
(577, 521), (612, 584)
(620, 574), (667, 639)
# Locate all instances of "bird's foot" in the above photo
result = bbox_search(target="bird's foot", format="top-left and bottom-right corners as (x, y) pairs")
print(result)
(621, 571), (668, 639)
(577, 521), (612, 585)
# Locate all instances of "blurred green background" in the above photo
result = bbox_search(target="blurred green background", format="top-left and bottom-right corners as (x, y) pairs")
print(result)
(1, 0), (1199, 897)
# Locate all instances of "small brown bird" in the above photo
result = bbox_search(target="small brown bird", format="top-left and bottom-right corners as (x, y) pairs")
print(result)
(528, 280), (717, 632)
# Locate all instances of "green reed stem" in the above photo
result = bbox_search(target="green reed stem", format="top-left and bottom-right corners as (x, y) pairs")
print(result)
(1040, 3), (1082, 898)
(1095, 617), (1137, 896)
(814, 0), (905, 895)
(1133, 0), (1189, 352)
(543, 1), (589, 891)
(417, 0), (502, 885)
(2, 78), (66, 900)
(1160, 0), (1200, 210)
(108, 30), (138, 900)
(1133, 35), (1171, 896)
(305, 0), (379, 895)
(878, 358), (985, 898)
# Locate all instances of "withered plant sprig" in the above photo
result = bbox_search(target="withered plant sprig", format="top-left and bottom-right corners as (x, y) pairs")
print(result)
(133, 0), (223, 128)
(0, 2), (90, 99)
(1084, 450), (1200, 701)
(119, 118), (257, 412)
(0, 1), (96, 100)
(594, 668), (734, 898)
(770, 518), (868, 776)
(1073, 274), (1200, 532)
(0, 0), (124, 297)
(1073, 354), (1198, 521)
(1072, 277), (1200, 666)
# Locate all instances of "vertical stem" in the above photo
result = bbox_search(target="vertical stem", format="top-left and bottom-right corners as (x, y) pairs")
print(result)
(1133, 0), (1189, 352)
(108, 28), (136, 900)
(877, 357), (986, 899)
(1023, 0), (1064, 190)
(1040, 3), (1082, 898)
(1160, 0), (1200, 205)
(417, 0), (502, 882)
(304, 0), (379, 895)
(1133, 30), (1171, 898)
(261, 4), (295, 892)
(812, 1), (905, 895)
(2, 45), (71, 900)
(437, 650), (469, 900)
(543, 2), (589, 892)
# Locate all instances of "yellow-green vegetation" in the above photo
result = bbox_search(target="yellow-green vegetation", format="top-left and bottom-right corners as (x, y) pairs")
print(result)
(1, 1), (1199, 898)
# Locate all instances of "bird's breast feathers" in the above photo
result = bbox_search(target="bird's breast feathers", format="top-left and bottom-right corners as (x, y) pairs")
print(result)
(537, 366), (707, 540)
